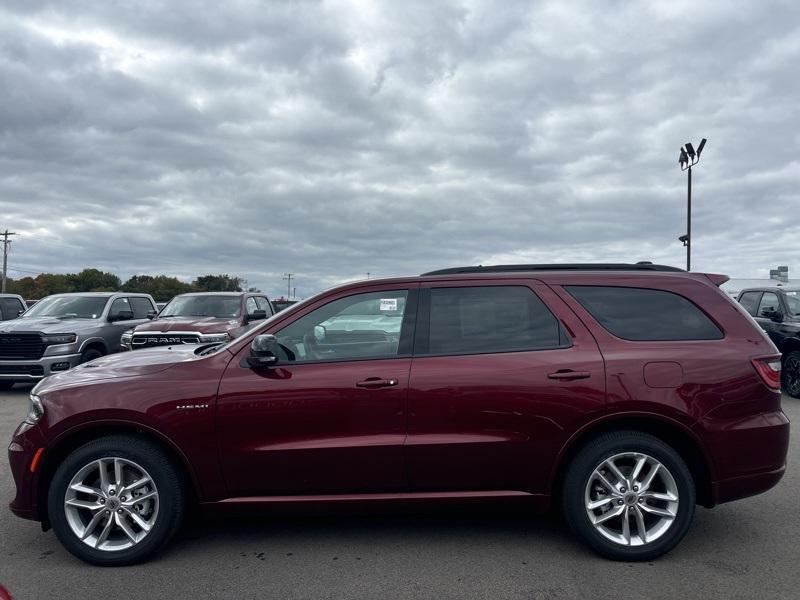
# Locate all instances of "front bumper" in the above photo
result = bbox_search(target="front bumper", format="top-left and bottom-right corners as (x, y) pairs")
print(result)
(8, 421), (45, 521)
(0, 353), (81, 382)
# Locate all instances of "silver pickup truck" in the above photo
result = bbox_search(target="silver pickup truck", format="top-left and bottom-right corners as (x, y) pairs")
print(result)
(0, 291), (156, 389)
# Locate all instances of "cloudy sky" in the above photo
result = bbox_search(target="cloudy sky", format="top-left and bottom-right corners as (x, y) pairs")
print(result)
(1, 0), (798, 298)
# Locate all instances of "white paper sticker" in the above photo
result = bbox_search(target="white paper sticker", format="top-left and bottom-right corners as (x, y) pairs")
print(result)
(380, 298), (398, 311)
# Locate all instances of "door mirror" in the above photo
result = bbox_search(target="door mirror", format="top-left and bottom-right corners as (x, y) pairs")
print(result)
(147, 310), (158, 320)
(766, 309), (784, 323)
(109, 310), (134, 322)
(245, 334), (281, 368)
(247, 309), (268, 323)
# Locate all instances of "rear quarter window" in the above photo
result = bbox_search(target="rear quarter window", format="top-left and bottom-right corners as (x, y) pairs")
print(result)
(565, 285), (723, 341)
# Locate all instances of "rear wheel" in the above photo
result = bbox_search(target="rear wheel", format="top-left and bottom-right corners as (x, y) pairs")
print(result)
(782, 351), (800, 398)
(562, 431), (695, 561)
(47, 435), (184, 566)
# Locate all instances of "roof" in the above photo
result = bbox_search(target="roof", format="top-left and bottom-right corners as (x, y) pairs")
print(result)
(173, 292), (244, 297)
(722, 278), (800, 295)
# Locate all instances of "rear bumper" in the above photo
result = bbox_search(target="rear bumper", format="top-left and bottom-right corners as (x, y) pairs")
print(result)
(0, 353), (81, 381)
(696, 408), (790, 505)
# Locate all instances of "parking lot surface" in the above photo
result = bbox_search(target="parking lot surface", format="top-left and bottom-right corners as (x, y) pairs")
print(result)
(1, 385), (797, 600)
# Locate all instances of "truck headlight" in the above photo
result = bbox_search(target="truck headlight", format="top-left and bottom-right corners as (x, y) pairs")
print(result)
(120, 329), (134, 349)
(41, 333), (77, 345)
(26, 394), (45, 424)
(198, 333), (230, 344)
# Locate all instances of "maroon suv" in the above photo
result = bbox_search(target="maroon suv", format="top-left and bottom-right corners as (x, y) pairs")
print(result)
(8, 264), (789, 565)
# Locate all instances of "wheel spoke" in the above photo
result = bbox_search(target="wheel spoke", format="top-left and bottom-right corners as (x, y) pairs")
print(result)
(621, 507), (631, 545)
(604, 459), (628, 488)
(642, 491), (678, 502)
(631, 456), (647, 484)
(587, 497), (613, 510)
(128, 510), (153, 532)
(69, 483), (102, 498)
(97, 459), (110, 492)
(592, 504), (625, 525)
(639, 463), (660, 492)
(66, 498), (103, 511)
(80, 510), (106, 540)
(593, 470), (621, 496)
(639, 503), (676, 519)
(124, 489), (157, 505)
(94, 515), (114, 548)
(114, 458), (125, 488)
(633, 506), (647, 543)
(115, 513), (138, 542)
(121, 476), (151, 495)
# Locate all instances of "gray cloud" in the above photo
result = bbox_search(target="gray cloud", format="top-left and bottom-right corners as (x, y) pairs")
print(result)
(1, 0), (799, 298)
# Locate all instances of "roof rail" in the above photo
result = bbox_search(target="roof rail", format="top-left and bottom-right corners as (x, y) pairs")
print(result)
(421, 263), (685, 276)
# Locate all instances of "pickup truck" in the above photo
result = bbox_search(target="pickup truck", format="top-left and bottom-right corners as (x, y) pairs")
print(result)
(121, 292), (274, 350)
(0, 292), (157, 389)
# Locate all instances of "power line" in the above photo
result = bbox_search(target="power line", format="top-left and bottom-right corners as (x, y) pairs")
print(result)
(1, 229), (17, 293)
(282, 273), (294, 299)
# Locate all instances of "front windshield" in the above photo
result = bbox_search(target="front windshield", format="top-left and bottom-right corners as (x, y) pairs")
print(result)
(23, 296), (108, 319)
(785, 291), (800, 316)
(160, 295), (241, 318)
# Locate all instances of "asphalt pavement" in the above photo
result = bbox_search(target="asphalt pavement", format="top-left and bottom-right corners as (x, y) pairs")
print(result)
(1, 385), (797, 600)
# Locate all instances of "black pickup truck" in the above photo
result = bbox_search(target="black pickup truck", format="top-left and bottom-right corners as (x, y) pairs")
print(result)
(737, 287), (800, 397)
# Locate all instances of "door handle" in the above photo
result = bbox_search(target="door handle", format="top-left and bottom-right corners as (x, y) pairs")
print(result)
(547, 370), (591, 381)
(356, 377), (399, 389)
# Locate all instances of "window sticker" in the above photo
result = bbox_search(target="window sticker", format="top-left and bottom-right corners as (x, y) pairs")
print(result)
(380, 298), (398, 312)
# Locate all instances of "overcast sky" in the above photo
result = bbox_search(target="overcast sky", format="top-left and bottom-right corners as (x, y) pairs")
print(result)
(1, 0), (799, 298)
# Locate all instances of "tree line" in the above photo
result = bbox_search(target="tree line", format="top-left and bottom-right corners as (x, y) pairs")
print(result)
(6, 269), (248, 302)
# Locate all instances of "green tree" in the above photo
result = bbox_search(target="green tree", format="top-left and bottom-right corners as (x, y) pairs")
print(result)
(69, 268), (121, 292)
(122, 275), (194, 302)
(192, 274), (244, 292)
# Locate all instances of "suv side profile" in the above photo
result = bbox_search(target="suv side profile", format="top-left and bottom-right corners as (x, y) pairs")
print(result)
(9, 264), (788, 565)
(120, 292), (273, 350)
(737, 287), (800, 397)
(0, 292), (157, 389)
(0, 294), (26, 321)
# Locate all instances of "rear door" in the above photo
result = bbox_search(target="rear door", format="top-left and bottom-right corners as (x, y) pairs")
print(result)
(405, 279), (606, 493)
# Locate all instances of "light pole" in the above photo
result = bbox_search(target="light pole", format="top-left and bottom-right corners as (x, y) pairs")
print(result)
(678, 138), (706, 271)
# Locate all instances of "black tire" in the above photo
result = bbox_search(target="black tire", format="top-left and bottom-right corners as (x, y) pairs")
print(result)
(47, 435), (185, 566)
(0, 381), (15, 390)
(562, 431), (695, 561)
(782, 351), (800, 398)
(79, 348), (104, 365)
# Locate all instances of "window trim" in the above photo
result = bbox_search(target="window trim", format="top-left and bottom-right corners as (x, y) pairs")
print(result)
(565, 284), (725, 343)
(414, 284), (572, 358)
(268, 288), (419, 365)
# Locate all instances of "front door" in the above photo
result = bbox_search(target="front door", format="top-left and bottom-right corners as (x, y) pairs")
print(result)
(405, 280), (606, 493)
(217, 286), (417, 497)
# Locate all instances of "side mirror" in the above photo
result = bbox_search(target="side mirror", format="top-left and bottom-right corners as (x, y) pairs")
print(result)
(244, 334), (281, 368)
(247, 309), (268, 322)
(147, 310), (158, 320)
(767, 310), (784, 323)
(109, 310), (134, 322)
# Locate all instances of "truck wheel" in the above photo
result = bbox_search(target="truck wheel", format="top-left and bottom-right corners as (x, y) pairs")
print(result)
(562, 431), (695, 561)
(79, 348), (103, 364)
(782, 351), (800, 398)
(47, 435), (185, 566)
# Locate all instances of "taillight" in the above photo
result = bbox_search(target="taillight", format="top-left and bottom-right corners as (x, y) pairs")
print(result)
(751, 356), (782, 391)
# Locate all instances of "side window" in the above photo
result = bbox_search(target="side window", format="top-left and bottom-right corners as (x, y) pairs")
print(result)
(758, 292), (781, 317)
(425, 286), (565, 355)
(738, 292), (762, 317)
(255, 296), (273, 315)
(108, 297), (132, 320)
(129, 297), (154, 319)
(276, 290), (410, 362)
(0, 298), (22, 320)
(566, 286), (723, 341)
(245, 297), (259, 315)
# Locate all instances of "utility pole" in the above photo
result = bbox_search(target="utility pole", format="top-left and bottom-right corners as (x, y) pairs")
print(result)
(1, 229), (16, 293)
(282, 273), (294, 299)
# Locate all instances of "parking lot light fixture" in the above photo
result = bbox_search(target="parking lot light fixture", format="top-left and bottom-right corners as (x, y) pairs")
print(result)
(677, 138), (707, 271)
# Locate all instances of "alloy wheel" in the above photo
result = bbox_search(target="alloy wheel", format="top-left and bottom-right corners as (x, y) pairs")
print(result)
(63, 457), (159, 551)
(584, 452), (679, 547)
(784, 356), (800, 397)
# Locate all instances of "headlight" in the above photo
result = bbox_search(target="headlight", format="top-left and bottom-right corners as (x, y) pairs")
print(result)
(41, 333), (77, 345)
(26, 394), (44, 424)
(120, 329), (134, 347)
(198, 333), (230, 344)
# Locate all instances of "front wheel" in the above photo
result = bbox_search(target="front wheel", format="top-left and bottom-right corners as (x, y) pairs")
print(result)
(47, 435), (184, 566)
(782, 351), (800, 398)
(562, 431), (695, 561)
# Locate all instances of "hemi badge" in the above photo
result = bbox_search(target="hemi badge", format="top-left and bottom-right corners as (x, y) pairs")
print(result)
(176, 404), (209, 410)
